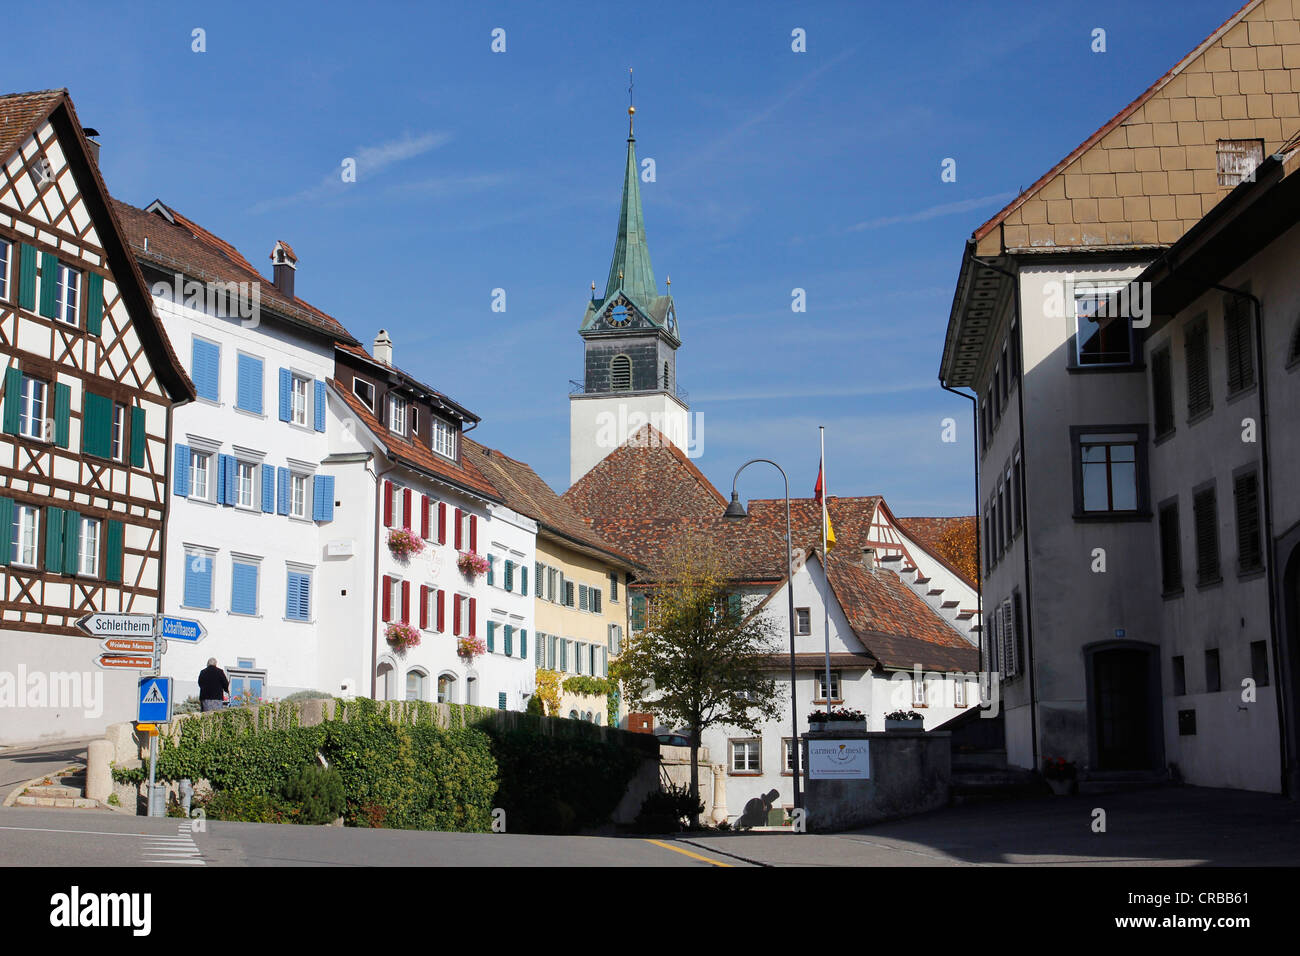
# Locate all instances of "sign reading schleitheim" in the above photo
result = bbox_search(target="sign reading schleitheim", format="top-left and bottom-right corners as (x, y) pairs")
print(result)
(808, 740), (870, 779)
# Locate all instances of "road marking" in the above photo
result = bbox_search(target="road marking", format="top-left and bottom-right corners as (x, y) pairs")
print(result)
(141, 822), (205, 866)
(643, 839), (733, 867)
(0, 826), (147, 838)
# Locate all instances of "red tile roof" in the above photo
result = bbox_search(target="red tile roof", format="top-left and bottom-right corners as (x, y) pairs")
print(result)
(893, 513), (979, 591)
(330, 379), (501, 501)
(335, 340), (476, 422)
(746, 496), (881, 556)
(0, 89), (63, 163)
(111, 198), (358, 344)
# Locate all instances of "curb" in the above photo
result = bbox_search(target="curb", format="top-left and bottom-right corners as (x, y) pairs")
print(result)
(2, 765), (79, 808)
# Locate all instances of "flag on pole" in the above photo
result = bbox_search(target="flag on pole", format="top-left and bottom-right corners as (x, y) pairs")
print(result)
(814, 462), (836, 550)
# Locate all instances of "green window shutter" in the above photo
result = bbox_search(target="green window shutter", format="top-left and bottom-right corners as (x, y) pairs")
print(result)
(18, 244), (37, 310)
(105, 520), (124, 583)
(487, 555), (495, 587)
(2, 367), (22, 435)
(486, 620), (496, 653)
(53, 383), (70, 448)
(81, 392), (111, 458)
(728, 592), (742, 618)
(504, 625), (513, 656)
(63, 510), (80, 574)
(520, 629), (527, 660)
(38, 252), (58, 318)
(631, 593), (646, 630)
(0, 496), (13, 566)
(129, 406), (146, 467)
(85, 272), (104, 336)
(505, 559), (513, 592)
(44, 506), (64, 573)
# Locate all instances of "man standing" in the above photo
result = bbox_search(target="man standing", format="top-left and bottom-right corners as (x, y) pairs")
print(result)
(198, 659), (229, 712)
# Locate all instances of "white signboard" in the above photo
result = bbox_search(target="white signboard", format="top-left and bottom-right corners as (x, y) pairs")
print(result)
(807, 739), (870, 780)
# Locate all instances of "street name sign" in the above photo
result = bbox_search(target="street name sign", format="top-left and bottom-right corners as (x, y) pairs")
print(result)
(100, 638), (158, 655)
(138, 677), (172, 723)
(160, 615), (206, 644)
(76, 613), (156, 638)
(96, 654), (155, 670)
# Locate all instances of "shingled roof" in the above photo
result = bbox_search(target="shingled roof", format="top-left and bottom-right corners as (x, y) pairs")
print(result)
(111, 198), (359, 345)
(329, 379), (501, 502)
(746, 496), (881, 556)
(895, 513), (979, 590)
(461, 438), (640, 570)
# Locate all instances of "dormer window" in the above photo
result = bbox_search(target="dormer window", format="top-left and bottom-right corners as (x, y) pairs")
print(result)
(388, 394), (407, 436)
(431, 416), (456, 460)
(352, 377), (375, 411)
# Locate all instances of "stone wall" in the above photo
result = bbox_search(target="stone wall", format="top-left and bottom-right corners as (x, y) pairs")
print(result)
(802, 730), (951, 832)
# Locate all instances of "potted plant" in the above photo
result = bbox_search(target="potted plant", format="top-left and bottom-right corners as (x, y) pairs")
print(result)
(457, 635), (486, 660)
(884, 710), (924, 732)
(807, 707), (867, 733)
(457, 551), (489, 579)
(385, 622), (420, 653)
(1042, 757), (1077, 795)
(387, 528), (425, 560)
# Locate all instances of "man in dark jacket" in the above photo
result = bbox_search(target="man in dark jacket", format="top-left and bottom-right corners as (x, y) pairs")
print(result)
(198, 659), (229, 712)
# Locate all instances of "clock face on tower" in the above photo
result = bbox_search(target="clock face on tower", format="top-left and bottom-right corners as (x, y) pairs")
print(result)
(607, 303), (632, 328)
(666, 306), (677, 334)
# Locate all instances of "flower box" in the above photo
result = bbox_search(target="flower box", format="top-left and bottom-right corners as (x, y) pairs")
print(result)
(385, 622), (420, 653)
(387, 528), (425, 560)
(457, 551), (488, 579)
(885, 719), (923, 732)
(457, 635), (486, 660)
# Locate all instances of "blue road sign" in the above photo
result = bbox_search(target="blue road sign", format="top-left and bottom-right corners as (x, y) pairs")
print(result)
(160, 616), (207, 643)
(138, 677), (173, 723)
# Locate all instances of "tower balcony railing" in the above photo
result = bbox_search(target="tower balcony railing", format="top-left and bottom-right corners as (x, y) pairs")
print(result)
(569, 379), (688, 402)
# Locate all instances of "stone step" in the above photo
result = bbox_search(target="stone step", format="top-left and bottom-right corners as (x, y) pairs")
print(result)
(950, 768), (1045, 803)
(14, 795), (100, 809)
(953, 748), (1008, 771)
(22, 784), (82, 799)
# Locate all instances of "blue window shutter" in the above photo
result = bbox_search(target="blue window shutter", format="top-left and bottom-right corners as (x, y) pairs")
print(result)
(285, 573), (301, 619)
(224, 455), (237, 505)
(261, 466), (275, 513)
(277, 467), (290, 515)
(520, 629), (527, 660)
(44, 507), (64, 573)
(192, 339), (219, 402)
(231, 561), (258, 615)
(214, 455), (226, 505)
(236, 354), (263, 414)
(504, 625), (513, 656)
(298, 574), (311, 620)
(486, 621), (496, 653)
(184, 552), (212, 609)
(313, 475), (334, 521)
(313, 379), (326, 432)
(278, 368), (292, 422)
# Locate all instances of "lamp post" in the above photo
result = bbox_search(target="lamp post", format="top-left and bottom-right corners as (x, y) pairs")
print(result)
(723, 459), (801, 813)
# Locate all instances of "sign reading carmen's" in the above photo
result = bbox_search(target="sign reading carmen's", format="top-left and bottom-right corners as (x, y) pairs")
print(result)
(807, 740), (870, 780)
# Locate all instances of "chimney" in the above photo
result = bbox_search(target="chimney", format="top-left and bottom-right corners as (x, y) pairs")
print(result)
(861, 547), (876, 570)
(270, 240), (297, 298)
(374, 329), (393, 366)
(83, 128), (101, 166)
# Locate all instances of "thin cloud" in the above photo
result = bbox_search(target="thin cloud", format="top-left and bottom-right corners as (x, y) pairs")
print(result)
(692, 381), (935, 403)
(847, 191), (1017, 232)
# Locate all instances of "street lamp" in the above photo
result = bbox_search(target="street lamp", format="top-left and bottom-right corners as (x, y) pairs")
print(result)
(723, 459), (801, 813)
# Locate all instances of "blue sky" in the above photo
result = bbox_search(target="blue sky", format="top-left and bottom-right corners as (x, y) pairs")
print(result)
(11, 0), (1239, 512)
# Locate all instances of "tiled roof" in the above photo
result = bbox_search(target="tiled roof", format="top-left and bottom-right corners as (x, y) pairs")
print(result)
(461, 438), (640, 569)
(111, 198), (358, 344)
(0, 89), (63, 163)
(746, 496), (881, 556)
(329, 379), (501, 502)
(894, 513), (979, 590)
(757, 652), (879, 670)
(824, 553), (978, 674)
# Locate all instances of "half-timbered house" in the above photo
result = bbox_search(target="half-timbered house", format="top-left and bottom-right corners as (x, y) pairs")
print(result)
(0, 91), (194, 744)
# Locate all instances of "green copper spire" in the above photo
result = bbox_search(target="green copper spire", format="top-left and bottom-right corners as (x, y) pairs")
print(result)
(603, 105), (657, 303)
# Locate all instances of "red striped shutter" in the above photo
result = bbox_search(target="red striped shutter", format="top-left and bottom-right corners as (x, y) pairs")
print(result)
(468, 597), (477, 637)
(401, 580), (410, 621)
(420, 495), (429, 539)
(402, 489), (412, 530)
(437, 589), (445, 632)
(454, 509), (463, 550)
(453, 594), (463, 636)
(383, 481), (393, 527)
(381, 575), (392, 622)
(419, 586), (429, 629)
(437, 502), (446, 544)
(470, 514), (478, 553)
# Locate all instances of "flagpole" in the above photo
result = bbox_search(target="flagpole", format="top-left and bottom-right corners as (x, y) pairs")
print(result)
(820, 427), (833, 727)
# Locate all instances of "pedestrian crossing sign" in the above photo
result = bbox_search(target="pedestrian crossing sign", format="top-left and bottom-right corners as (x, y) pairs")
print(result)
(137, 676), (172, 723)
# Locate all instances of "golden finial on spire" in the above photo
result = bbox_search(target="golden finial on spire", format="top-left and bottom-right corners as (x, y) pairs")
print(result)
(628, 67), (635, 137)
(619, 270), (624, 281)
(666, 274), (671, 287)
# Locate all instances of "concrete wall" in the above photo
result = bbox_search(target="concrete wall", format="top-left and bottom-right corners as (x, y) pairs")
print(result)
(569, 390), (689, 485)
(802, 730), (951, 832)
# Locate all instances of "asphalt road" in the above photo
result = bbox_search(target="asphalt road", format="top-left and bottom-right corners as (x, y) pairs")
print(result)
(0, 740), (93, 794)
(0, 806), (742, 867)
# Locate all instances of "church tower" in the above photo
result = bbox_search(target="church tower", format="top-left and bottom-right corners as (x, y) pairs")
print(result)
(569, 102), (688, 485)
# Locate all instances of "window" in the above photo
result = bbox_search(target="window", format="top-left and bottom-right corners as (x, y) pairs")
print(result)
(815, 670), (842, 702)
(235, 461), (257, 509)
(782, 738), (798, 774)
(291, 473), (309, 519)
(1217, 138), (1263, 187)
(55, 261), (80, 326)
(10, 504), (38, 567)
(76, 516), (100, 576)
(796, 608), (811, 635)
(609, 571), (619, 602)
(18, 374), (48, 441)
(432, 416), (457, 459)
(230, 559), (259, 616)
(610, 355), (632, 391)
(1205, 649), (1221, 693)
(228, 663), (267, 703)
(1193, 485), (1221, 586)
(437, 673), (456, 704)
(1224, 297), (1255, 395)
(913, 677), (927, 707)
(591, 587), (602, 614)
(1077, 431), (1140, 514)
(387, 393), (407, 435)
(286, 569), (312, 621)
(608, 623), (623, 656)
(730, 739), (761, 774)
(1234, 471), (1262, 574)
(190, 450), (211, 501)
(954, 678), (967, 707)
(291, 375), (310, 427)
(183, 549), (214, 610)
(996, 479), (1006, 554)
(0, 239), (9, 300)
(1172, 656), (1186, 696)
(1152, 347), (1174, 439)
(1251, 641), (1270, 688)
(1186, 318), (1211, 419)
(1074, 285), (1133, 366)
(406, 670), (427, 702)
(110, 402), (125, 461)
(547, 568), (559, 603)
(352, 377), (375, 411)
(663, 361), (670, 390)
(1158, 501), (1182, 594)
(387, 576), (403, 623)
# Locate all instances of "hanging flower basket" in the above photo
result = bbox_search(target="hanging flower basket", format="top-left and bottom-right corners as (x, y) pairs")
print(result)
(387, 528), (425, 560)
(457, 551), (488, 578)
(457, 635), (486, 660)
(385, 622), (420, 653)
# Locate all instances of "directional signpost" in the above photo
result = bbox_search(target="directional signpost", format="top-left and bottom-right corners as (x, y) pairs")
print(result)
(160, 615), (206, 645)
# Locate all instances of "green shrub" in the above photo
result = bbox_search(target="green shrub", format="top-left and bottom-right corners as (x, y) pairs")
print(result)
(203, 791), (299, 823)
(281, 763), (345, 825)
(284, 690), (334, 703)
(633, 784), (704, 834)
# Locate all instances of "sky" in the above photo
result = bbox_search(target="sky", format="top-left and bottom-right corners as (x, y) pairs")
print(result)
(8, 0), (1241, 513)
